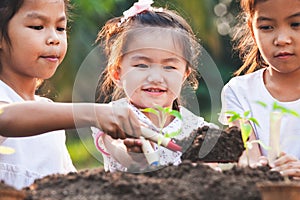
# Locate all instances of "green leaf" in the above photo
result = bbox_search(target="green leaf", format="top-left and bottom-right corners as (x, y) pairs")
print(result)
(273, 102), (300, 117)
(227, 114), (240, 123)
(165, 129), (182, 138)
(243, 110), (250, 118)
(164, 107), (172, 113)
(225, 111), (239, 115)
(241, 123), (252, 145)
(169, 110), (182, 120)
(141, 108), (159, 116)
(248, 117), (260, 126)
(256, 101), (268, 108)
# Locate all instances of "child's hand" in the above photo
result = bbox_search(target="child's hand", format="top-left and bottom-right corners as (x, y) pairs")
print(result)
(124, 138), (143, 153)
(270, 152), (300, 178)
(94, 103), (142, 139)
(250, 156), (269, 168)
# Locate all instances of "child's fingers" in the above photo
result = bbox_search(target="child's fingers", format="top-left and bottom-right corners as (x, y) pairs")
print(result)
(124, 138), (142, 146)
(272, 153), (297, 167)
(250, 156), (268, 168)
(124, 138), (142, 153)
(274, 162), (300, 177)
(111, 102), (142, 138)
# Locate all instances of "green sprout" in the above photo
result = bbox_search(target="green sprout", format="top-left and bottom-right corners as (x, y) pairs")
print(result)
(257, 101), (300, 162)
(141, 105), (182, 146)
(257, 101), (300, 117)
(226, 110), (269, 166)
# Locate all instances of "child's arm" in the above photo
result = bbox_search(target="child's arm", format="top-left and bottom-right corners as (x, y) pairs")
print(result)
(0, 101), (141, 139)
(101, 134), (148, 169)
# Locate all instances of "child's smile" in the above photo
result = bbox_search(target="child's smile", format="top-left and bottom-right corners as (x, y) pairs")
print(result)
(118, 28), (190, 109)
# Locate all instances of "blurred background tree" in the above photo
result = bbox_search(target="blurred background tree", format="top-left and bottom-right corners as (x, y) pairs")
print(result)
(45, 0), (242, 170)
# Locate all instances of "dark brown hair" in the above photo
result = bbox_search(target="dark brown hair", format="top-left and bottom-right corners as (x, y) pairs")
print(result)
(232, 0), (268, 76)
(96, 8), (201, 110)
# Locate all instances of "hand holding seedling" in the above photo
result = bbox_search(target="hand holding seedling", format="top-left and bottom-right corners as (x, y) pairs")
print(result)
(125, 105), (183, 166)
(257, 101), (300, 161)
(257, 101), (300, 178)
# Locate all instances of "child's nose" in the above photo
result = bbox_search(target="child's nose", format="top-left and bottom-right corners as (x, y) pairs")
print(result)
(147, 67), (164, 83)
(274, 30), (292, 46)
(46, 30), (60, 45)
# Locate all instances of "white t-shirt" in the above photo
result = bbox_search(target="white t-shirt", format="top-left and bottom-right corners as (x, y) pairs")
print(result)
(0, 80), (76, 189)
(92, 98), (216, 172)
(219, 69), (300, 159)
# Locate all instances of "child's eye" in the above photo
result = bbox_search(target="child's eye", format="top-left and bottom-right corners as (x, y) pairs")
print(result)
(291, 22), (300, 28)
(164, 65), (176, 70)
(57, 27), (66, 32)
(133, 64), (148, 68)
(29, 26), (43, 30)
(258, 25), (273, 31)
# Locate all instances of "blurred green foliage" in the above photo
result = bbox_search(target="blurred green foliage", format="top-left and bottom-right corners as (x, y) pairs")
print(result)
(47, 0), (242, 170)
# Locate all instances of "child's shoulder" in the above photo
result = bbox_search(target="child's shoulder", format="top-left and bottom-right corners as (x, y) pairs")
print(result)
(229, 68), (263, 83)
(225, 68), (265, 90)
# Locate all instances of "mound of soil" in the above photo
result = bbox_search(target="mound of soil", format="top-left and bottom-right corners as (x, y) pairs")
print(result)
(3, 126), (297, 199)
(181, 126), (244, 162)
(24, 161), (284, 200)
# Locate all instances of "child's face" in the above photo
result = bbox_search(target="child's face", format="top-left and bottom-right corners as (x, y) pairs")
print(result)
(117, 30), (189, 109)
(251, 0), (300, 74)
(0, 0), (67, 80)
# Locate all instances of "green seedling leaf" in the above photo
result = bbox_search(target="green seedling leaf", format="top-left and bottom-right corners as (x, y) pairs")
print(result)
(165, 129), (182, 138)
(227, 115), (239, 123)
(256, 101), (268, 108)
(225, 110), (241, 116)
(273, 102), (300, 117)
(0, 146), (15, 154)
(248, 117), (260, 126)
(141, 108), (160, 116)
(141, 106), (183, 152)
(169, 110), (182, 120)
(244, 110), (250, 118)
(226, 111), (241, 123)
(241, 123), (252, 146)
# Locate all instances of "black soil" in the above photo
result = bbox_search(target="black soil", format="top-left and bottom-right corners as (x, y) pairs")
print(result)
(1, 126), (297, 200)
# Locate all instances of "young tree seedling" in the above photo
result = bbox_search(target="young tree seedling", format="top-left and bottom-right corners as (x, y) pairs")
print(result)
(226, 110), (268, 166)
(139, 105), (182, 166)
(257, 101), (300, 163)
(141, 105), (182, 146)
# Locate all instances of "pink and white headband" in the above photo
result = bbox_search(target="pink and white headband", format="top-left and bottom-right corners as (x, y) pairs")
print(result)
(119, 0), (163, 25)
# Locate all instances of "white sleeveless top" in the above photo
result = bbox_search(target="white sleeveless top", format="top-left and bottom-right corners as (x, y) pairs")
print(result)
(0, 80), (76, 189)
